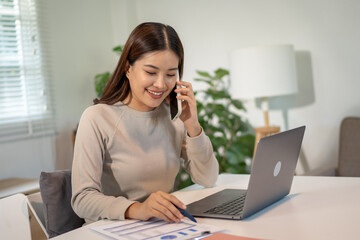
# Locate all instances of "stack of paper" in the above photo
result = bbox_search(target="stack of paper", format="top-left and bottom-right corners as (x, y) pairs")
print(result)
(91, 219), (224, 240)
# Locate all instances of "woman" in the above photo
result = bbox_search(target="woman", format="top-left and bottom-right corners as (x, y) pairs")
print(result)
(71, 22), (219, 224)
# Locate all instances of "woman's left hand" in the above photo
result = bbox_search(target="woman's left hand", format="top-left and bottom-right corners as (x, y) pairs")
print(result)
(175, 80), (202, 137)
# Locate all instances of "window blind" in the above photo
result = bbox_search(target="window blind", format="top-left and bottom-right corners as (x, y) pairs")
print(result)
(0, 0), (55, 142)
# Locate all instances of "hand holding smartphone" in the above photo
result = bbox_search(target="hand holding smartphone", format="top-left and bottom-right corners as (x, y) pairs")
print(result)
(169, 71), (182, 121)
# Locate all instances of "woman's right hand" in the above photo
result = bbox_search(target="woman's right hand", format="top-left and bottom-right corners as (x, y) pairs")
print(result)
(125, 191), (186, 222)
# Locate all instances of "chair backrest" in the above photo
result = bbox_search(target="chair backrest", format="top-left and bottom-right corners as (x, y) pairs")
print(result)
(39, 170), (85, 238)
(338, 117), (360, 176)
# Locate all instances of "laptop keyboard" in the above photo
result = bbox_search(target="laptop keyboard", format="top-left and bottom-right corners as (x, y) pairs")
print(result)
(203, 193), (246, 216)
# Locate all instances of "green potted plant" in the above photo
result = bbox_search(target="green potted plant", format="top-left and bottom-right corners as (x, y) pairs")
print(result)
(94, 45), (124, 98)
(176, 69), (255, 189)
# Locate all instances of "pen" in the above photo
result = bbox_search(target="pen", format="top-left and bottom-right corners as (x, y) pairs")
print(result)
(189, 230), (212, 240)
(175, 205), (197, 223)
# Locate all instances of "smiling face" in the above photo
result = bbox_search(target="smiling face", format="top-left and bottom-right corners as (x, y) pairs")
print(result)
(125, 50), (179, 112)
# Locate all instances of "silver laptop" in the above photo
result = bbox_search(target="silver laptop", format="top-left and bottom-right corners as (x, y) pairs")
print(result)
(187, 126), (305, 220)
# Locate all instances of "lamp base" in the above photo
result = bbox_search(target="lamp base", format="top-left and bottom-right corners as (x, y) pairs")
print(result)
(253, 126), (280, 158)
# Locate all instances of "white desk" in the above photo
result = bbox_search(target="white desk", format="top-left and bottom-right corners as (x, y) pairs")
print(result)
(53, 174), (360, 240)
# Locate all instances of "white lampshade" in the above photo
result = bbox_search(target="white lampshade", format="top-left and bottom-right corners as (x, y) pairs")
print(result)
(230, 45), (298, 99)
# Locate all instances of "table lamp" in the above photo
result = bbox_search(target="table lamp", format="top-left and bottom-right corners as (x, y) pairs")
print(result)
(230, 44), (298, 156)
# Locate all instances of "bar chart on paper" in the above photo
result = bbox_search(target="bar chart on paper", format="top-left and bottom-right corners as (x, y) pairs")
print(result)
(91, 219), (224, 240)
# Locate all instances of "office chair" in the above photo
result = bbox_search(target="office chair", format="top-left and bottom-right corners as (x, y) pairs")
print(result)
(301, 117), (360, 177)
(39, 170), (85, 238)
(27, 192), (48, 239)
(337, 117), (360, 177)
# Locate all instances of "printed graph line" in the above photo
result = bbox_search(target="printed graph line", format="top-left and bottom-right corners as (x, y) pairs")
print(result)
(143, 225), (197, 240)
(111, 220), (164, 234)
(115, 222), (169, 236)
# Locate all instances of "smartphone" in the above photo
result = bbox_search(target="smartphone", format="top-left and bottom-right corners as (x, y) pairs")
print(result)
(169, 72), (182, 121)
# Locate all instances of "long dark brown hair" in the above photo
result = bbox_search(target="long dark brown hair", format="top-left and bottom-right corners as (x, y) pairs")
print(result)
(93, 22), (184, 105)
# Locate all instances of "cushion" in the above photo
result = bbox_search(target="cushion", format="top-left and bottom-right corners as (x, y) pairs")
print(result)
(39, 170), (85, 238)
(338, 117), (360, 176)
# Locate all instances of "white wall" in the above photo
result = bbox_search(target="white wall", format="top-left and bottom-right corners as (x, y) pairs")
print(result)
(1, 0), (359, 179)
(48, 0), (117, 170)
(0, 136), (55, 179)
(111, 0), (360, 174)
(0, 0), (116, 179)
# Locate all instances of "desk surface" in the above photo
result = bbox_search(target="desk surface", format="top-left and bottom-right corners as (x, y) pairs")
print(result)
(53, 174), (360, 240)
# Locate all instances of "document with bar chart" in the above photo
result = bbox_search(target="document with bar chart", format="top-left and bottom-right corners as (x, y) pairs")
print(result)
(91, 218), (224, 240)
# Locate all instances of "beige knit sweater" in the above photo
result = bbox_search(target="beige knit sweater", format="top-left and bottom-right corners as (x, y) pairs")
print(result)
(71, 101), (219, 223)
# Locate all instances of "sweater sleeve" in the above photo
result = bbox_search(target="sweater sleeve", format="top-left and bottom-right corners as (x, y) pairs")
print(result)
(181, 129), (219, 187)
(71, 107), (136, 222)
